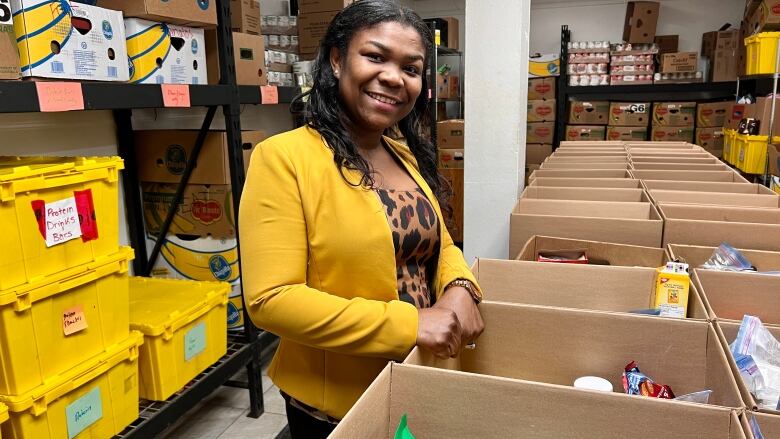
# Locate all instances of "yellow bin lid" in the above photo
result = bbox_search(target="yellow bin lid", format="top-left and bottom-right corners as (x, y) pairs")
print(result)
(129, 277), (230, 339)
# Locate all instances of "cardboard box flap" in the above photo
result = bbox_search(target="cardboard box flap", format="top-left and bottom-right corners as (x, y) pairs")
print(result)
(545, 156), (628, 163)
(670, 244), (780, 272)
(649, 190), (780, 208)
(631, 157), (720, 164)
(632, 163), (730, 171)
(521, 186), (647, 202)
(641, 181), (768, 194)
(631, 170), (749, 183)
(516, 199), (654, 219)
(660, 203), (780, 224)
(530, 169), (633, 180)
(529, 177), (642, 188)
(517, 236), (667, 267)
(695, 269), (780, 325)
(541, 162), (629, 169)
(749, 413), (780, 437)
(559, 141), (626, 147)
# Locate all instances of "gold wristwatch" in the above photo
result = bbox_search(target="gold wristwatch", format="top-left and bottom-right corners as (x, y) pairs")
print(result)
(447, 279), (481, 304)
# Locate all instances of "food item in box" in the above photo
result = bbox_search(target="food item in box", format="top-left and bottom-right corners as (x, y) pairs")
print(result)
(610, 64), (654, 74)
(697, 102), (730, 127)
(610, 74), (653, 85)
(567, 40), (611, 53)
(529, 53), (560, 77)
(658, 52), (698, 73)
(567, 63), (609, 74)
(573, 376), (613, 392)
(567, 52), (610, 63)
(653, 261), (690, 318)
(607, 126), (648, 141)
(527, 122), (555, 143)
(611, 53), (654, 65)
(569, 74), (610, 86)
(700, 243), (756, 272)
(731, 315), (780, 410)
(622, 361), (675, 399)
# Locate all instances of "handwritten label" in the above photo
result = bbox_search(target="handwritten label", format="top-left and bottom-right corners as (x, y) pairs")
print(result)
(35, 82), (85, 112)
(44, 197), (82, 247)
(161, 84), (191, 107)
(66, 386), (103, 439)
(63, 305), (88, 336)
(184, 322), (206, 361)
(260, 85), (278, 105)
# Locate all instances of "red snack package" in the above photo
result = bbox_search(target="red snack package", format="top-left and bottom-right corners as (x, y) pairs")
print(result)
(622, 361), (675, 399)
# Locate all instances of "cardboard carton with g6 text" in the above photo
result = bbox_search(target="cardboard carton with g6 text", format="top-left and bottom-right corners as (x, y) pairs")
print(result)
(609, 102), (650, 126)
(125, 18), (207, 84)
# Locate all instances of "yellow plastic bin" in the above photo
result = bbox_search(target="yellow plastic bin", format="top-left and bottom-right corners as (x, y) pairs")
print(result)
(735, 134), (780, 174)
(0, 331), (142, 439)
(723, 128), (737, 165)
(0, 402), (7, 439)
(0, 156), (123, 292)
(0, 247), (133, 396)
(130, 277), (229, 401)
(746, 32), (780, 75)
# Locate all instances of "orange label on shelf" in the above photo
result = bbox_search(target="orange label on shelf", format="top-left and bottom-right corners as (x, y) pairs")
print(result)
(36, 82), (85, 112)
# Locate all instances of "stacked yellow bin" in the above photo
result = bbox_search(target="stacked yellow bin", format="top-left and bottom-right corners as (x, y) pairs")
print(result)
(733, 134), (780, 174)
(745, 32), (780, 75)
(722, 128), (738, 165)
(0, 157), (142, 439)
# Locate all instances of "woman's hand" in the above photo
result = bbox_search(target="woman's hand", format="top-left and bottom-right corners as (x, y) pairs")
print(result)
(416, 307), (462, 359)
(435, 286), (485, 347)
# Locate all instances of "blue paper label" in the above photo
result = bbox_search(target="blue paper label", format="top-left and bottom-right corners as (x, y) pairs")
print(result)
(185, 322), (207, 361)
(66, 387), (103, 439)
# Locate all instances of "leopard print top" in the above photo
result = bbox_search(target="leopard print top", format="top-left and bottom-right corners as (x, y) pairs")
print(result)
(376, 187), (440, 309)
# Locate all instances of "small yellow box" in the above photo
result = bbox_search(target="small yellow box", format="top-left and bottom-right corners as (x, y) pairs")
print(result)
(746, 32), (780, 76)
(0, 331), (142, 439)
(130, 277), (229, 401)
(653, 268), (690, 318)
(0, 247), (133, 396)
(0, 156), (123, 292)
(723, 128), (737, 165)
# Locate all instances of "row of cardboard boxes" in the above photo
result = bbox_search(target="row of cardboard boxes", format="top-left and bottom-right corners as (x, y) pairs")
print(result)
(331, 234), (780, 438)
(0, 156), (235, 438)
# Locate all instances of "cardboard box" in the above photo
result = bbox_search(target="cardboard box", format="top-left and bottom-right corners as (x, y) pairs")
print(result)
(142, 183), (234, 239)
(565, 125), (607, 141)
(510, 199), (663, 255)
(527, 77), (556, 100)
(96, 0), (216, 27)
(529, 177), (642, 189)
(0, 10), (20, 80)
(655, 35), (679, 54)
(206, 31), (266, 86)
(568, 101), (610, 125)
(540, 162), (628, 170)
(623, 1), (660, 43)
(744, 97), (780, 135)
(743, 413), (780, 438)
(626, 141), (698, 148)
(721, 324), (780, 416)
(471, 258), (710, 319)
(632, 162), (730, 171)
(437, 149), (463, 169)
(770, 143), (780, 175)
(659, 203), (780, 250)
(696, 127), (725, 156)
(231, 0), (260, 34)
(526, 144), (552, 165)
(437, 120), (464, 149)
(559, 140), (626, 148)
(696, 269), (780, 325)
(711, 46), (739, 82)
(633, 156), (719, 164)
(439, 168), (463, 242)
(528, 53), (560, 78)
(747, 0), (780, 33)
(609, 102), (651, 126)
(241, 131), (266, 174)
(702, 30), (739, 57)
(652, 102), (697, 127)
(697, 102), (730, 127)
(125, 18), (207, 84)
(517, 236), (668, 267)
(546, 156), (628, 163)
(738, 23), (748, 76)
(298, 10), (338, 54)
(529, 169), (633, 181)
(135, 130), (267, 185)
(298, 0), (352, 13)
(527, 122), (555, 144)
(607, 126), (648, 141)
(669, 244), (780, 271)
(405, 302), (743, 409)
(642, 180), (772, 194)
(520, 186), (646, 202)
(631, 170), (749, 183)
(659, 52), (699, 73)
(652, 127), (695, 142)
(649, 189), (780, 208)
(332, 362), (747, 439)
(426, 17), (459, 50)
(527, 100), (556, 122)
(704, 31), (740, 82)
(725, 103), (748, 130)
(524, 164), (540, 187)
(552, 151), (628, 158)
(13, 1), (128, 81)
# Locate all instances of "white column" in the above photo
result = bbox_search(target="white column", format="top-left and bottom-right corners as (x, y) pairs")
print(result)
(463, 0), (530, 262)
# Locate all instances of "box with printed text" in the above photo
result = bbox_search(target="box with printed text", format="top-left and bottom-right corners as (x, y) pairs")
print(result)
(125, 18), (206, 84)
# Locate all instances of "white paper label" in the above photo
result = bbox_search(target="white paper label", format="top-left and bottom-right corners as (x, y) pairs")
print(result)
(45, 197), (82, 247)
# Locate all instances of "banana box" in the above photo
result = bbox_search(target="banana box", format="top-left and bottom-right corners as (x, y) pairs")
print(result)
(227, 291), (244, 330)
(125, 18), (207, 84)
(12, 0), (129, 80)
(0, 3), (21, 79)
(529, 53), (560, 78)
(141, 182), (235, 239)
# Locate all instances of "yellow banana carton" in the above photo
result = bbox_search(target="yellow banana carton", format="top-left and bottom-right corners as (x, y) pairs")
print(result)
(141, 182), (235, 239)
(0, 2), (21, 79)
(529, 53), (560, 78)
(125, 17), (207, 84)
(11, 0), (128, 80)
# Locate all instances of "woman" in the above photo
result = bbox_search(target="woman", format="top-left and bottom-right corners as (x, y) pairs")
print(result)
(239, 1), (484, 437)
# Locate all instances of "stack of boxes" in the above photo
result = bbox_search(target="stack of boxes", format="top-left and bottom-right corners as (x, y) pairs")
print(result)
(566, 41), (610, 87)
(207, 0), (267, 86)
(262, 15), (299, 86)
(695, 102), (730, 158)
(656, 51), (701, 84)
(525, 78), (556, 179)
(436, 120), (465, 242)
(701, 29), (739, 82)
(297, 0), (352, 60)
(608, 102), (650, 141)
(610, 42), (657, 85)
(567, 101), (609, 141)
(651, 102), (696, 142)
(724, 97), (780, 174)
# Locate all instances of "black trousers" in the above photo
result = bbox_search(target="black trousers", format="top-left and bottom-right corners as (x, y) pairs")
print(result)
(285, 397), (337, 439)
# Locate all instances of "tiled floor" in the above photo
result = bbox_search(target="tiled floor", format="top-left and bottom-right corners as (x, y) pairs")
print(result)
(162, 365), (290, 439)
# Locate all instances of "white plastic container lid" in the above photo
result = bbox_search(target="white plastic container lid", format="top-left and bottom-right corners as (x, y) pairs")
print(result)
(574, 376), (614, 392)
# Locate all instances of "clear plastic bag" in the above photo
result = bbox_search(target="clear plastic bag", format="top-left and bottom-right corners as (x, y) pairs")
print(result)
(701, 243), (755, 272)
(674, 390), (712, 404)
(731, 315), (780, 410)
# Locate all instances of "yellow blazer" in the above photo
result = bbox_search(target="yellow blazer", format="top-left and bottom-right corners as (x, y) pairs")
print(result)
(239, 126), (481, 420)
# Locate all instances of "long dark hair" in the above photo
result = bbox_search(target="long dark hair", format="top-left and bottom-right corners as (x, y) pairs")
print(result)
(297, 0), (445, 201)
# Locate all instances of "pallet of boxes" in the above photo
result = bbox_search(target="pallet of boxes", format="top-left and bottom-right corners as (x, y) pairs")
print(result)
(262, 14), (299, 86)
(437, 120), (465, 242)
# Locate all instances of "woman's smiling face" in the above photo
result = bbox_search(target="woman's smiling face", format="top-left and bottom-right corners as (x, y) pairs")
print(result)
(331, 21), (426, 135)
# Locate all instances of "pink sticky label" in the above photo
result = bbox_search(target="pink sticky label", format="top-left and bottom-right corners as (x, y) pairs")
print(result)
(161, 84), (191, 107)
(260, 85), (279, 104)
(36, 82), (85, 112)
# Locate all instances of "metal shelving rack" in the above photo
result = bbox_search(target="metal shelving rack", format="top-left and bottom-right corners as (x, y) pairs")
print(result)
(427, 20), (464, 145)
(0, 0), (292, 436)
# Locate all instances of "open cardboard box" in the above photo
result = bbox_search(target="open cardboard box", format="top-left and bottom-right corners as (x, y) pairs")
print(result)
(517, 235), (668, 267)
(510, 199), (663, 256)
(529, 169), (633, 181)
(631, 170), (749, 183)
(626, 141), (694, 147)
(648, 190), (780, 208)
(529, 177), (642, 188)
(631, 153), (717, 160)
(405, 302), (744, 409)
(718, 322), (780, 415)
(332, 362), (747, 439)
(694, 269), (780, 327)
(553, 151), (628, 157)
(659, 204), (780, 250)
(541, 162), (629, 169)
(544, 156), (628, 163)
(471, 258), (709, 319)
(632, 156), (720, 164)
(669, 244), (780, 272)
(629, 147), (708, 154)
(632, 163), (732, 171)
(520, 186), (649, 202)
(742, 413), (780, 439)
(642, 181), (771, 194)
(559, 140), (626, 148)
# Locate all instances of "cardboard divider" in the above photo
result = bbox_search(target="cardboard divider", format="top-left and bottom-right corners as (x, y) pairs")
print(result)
(648, 190), (780, 208)
(509, 199), (664, 256)
(630, 170), (750, 183)
(631, 156), (721, 164)
(626, 141), (694, 148)
(630, 148), (709, 155)
(541, 162), (629, 169)
(559, 141), (627, 148)
(669, 244), (780, 272)
(530, 169), (633, 181)
(694, 269), (780, 326)
(632, 163), (732, 171)
(544, 156), (629, 163)
(631, 153), (716, 160)
(553, 151), (629, 157)
(520, 186), (649, 202)
(404, 302), (744, 409)
(659, 204), (780, 250)
(471, 258), (708, 319)
(642, 181), (771, 194)
(332, 362), (746, 439)
(529, 177), (642, 188)
(743, 413), (780, 439)
(517, 236), (668, 267)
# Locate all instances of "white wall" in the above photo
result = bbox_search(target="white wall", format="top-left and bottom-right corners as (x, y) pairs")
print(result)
(530, 0), (743, 54)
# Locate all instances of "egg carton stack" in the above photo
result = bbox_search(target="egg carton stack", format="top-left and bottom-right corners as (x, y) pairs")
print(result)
(609, 42), (658, 85)
(566, 41), (611, 86)
(262, 15), (299, 86)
